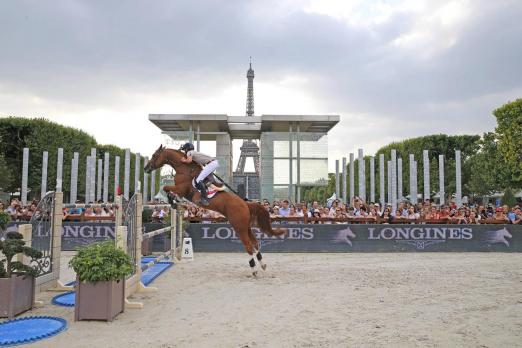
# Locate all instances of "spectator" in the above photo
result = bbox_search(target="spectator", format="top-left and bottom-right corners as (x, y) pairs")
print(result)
(507, 205), (518, 224)
(468, 211), (480, 224)
(406, 206), (419, 220)
(279, 199), (290, 217)
(381, 208), (392, 224)
(295, 203), (305, 217)
(69, 200), (84, 215)
(307, 201), (320, 217)
(84, 207), (96, 217)
(263, 201), (273, 213)
(311, 210), (321, 224)
(493, 207), (509, 223)
(5, 198), (19, 220)
(511, 206), (522, 224)
(288, 206), (298, 217)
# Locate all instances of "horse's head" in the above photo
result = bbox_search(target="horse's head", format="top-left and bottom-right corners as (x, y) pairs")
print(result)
(500, 227), (512, 239)
(144, 145), (188, 173)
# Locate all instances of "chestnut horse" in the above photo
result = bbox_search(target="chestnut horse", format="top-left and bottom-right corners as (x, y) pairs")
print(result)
(144, 145), (286, 276)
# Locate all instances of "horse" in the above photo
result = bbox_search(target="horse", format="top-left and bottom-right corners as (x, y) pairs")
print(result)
(144, 145), (286, 276)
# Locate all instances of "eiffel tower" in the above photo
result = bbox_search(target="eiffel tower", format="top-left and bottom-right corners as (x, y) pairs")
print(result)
(233, 59), (260, 199)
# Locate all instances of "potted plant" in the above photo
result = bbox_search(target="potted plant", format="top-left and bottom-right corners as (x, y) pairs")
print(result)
(0, 214), (43, 319)
(69, 240), (133, 321)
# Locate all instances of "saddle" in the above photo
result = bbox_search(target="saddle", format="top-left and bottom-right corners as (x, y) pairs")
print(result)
(190, 175), (225, 202)
(205, 174), (224, 189)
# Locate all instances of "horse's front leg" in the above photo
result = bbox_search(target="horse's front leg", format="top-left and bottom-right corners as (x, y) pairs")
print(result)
(163, 185), (183, 207)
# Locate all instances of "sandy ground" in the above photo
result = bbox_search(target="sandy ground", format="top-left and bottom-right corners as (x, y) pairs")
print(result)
(24, 252), (522, 348)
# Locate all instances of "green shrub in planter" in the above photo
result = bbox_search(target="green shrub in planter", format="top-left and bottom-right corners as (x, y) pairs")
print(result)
(70, 241), (133, 321)
(0, 231), (43, 279)
(0, 227), (43, 318)
(69, 241), (133, 282)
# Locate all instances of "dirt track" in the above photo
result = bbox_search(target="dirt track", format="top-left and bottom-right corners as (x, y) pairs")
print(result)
(31, 253), (522, 347)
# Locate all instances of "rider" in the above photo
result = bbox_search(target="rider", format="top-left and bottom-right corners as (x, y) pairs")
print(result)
(179, 142), (219, 206)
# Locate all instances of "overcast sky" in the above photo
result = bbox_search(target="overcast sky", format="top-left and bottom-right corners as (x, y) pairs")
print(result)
(1, 0), (521, 170)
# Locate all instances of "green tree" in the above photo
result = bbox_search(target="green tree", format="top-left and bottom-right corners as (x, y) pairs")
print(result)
(375, 134), (480, 200)
(0, 117), (147, 201)
(494, 98), (522, 184)
(467, 132), (513, 197)
(0, 152), (13, 192)
(502, 187), (516, 207)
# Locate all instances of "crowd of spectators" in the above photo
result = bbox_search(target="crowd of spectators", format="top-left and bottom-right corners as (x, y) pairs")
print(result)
(0, 198), (39, 221)
(261, 197), (522, 225)
(2, 196), (522, 225)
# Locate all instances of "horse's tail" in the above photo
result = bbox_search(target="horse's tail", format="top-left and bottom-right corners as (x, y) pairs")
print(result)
(247, 202), (287, 236)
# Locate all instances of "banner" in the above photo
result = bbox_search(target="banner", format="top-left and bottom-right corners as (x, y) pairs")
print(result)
(5, 222), (521, 252)
(186, 223), (522, 252)
(5, 222), (167, 251)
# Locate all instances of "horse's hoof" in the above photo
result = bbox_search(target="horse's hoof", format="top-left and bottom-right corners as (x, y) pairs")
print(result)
(261, 264), (267, 271)
(252, 271), (258, 277)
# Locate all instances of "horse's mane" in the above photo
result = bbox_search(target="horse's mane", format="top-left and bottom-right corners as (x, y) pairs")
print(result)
(165, 148), (201, 170)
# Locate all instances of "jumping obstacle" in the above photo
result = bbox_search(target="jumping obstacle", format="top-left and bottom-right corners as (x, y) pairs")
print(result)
(113, 191), (183, 309)
(12, 189), (183, 311)
(25, 191), (74, 294)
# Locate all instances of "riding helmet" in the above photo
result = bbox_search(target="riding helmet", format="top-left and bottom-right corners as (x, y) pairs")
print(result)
(180, 142), (194, 152)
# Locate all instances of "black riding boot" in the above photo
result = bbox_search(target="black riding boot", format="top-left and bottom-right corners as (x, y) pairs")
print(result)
(196, 181), (209, 206)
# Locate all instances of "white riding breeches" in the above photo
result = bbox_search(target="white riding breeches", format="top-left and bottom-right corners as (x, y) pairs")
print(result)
(196, 160), (219, 184)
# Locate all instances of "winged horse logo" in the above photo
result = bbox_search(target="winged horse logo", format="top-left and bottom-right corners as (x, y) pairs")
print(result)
(485, 227), (513, 247)
(330, 227), (356, 246)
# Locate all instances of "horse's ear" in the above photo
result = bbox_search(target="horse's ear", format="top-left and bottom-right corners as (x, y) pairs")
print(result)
(158, 144), (164, 151)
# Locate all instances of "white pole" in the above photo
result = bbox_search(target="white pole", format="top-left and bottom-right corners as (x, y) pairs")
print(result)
(423, 150), (430, 202)
(70, 152), (79, 203)
(358, 149), (365, 202)
(143, 157), (149, 203)
(439, 154), (445, 206)
(90, 148), (96, 203)
(349, 153), (355, 204)
(21, 148), (29, 205)
(335, 159), (340, 199)
(56, 148), (63, 192)
(455, 150), (462, 207)
(124, 149), (130, 200)
(103, 152), (110, 202)
(85, 156), (91, 202)
(397, 157), (403, 202)
(379, 154), (385, 207)
(114, 155), (120, 199)
(97, 158), (103, 201)
(387, 160), (392, 205)
(135, 153), (141, 193)
(41, 151), (48, 199)
(370, 156), (375, 203)
(391, 150), (397, 213)
(151, 170), (156, 201)
(342, 157), (347, 204)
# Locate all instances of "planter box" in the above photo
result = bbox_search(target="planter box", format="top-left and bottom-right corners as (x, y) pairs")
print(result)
(0, 274), (35, 319)
(75, 278), (125, 322)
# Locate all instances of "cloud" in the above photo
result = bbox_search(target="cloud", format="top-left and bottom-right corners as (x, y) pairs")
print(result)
(0, 0), (521, 169)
